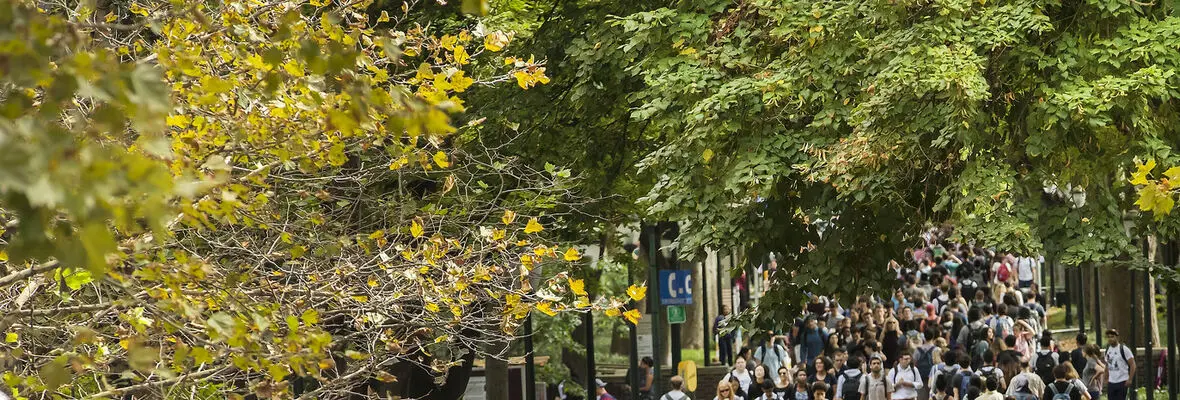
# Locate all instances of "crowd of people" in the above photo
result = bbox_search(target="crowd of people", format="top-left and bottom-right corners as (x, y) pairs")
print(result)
(708, 227), (1137, 400)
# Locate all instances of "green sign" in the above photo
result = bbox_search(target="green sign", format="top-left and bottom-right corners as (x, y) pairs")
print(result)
(667, 305), (686, 324)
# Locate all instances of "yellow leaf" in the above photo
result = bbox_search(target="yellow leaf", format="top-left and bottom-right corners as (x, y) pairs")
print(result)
(626, 284), (647, 301)
(453, 46), (470, 65)
(166, 115), (191, 128)
(535, 302), (557, 316)
(492, 229), (506, 241)
(368, 277), (379, 287)
(415, 63), (434, 81)
(533, 246), (549, 257)
(702, 148), (714, 164)
(563, 248), (582, 261)
(1165, 166), (1180, 181)
(569, 278), (587, 296)
(623, 309), (642, 325)
(105, 11), (117, 22)
(129, 2), (148, 16)
(377, 11), (391, 23)
(5, 332), (17, 343)
(575, 296), (591, 308)
(514, 70), (530, 89)
(433, 151), (451, 168)
(352, 295), (369, 303)
(810, 25), (824, 33)
(502, 210), (517, 225)
(425, 303), (440, 313)
(451, 305), (462, 317)
(605, 308), (621, 317)
(449, 70), (474, 93)
(389, 156), (409, 170)
(369, 230), (385, 240)
(679, 47), (697, 55)
(440, 35), (458, 50)
(484, 31), (510, 52)
(282, 60), (304, 77)
(1131, 159), (1157, 185)
(410, 220), (425, 238)
(524, 218), (543, 234)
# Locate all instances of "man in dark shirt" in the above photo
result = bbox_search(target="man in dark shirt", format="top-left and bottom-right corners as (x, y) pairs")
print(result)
(1042, 365), (1083, 400)
(1069, 333), (1087, 369)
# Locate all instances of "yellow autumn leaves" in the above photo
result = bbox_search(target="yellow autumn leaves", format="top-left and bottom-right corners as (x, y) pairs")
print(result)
(1129, 159), (1180, 219)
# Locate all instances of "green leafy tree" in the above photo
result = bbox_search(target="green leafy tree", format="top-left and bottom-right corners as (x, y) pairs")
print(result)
(0, 0), (639, 398)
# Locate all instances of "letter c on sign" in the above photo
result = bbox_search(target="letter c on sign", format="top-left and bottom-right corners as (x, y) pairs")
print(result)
(667, 273), (677, 297)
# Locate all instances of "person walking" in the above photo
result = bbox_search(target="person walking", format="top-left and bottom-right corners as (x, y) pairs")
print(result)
(1042, 365), (1083, 400)
(863, 355), (892, 400)
(596, 379), (618, 400)
(758, 333), (792, 384)
(1104, 329), (1136, 400)
(718, 305), (736, 366)
(661, 376), (689, 400)
(636, 356), (655, 400)
(1079, 344), (1106, 400)
(888, 351), (924, 400)
(1007, 361), (1046, 400)
(835, 357), (867, 400)
(717, 381), (745, 400)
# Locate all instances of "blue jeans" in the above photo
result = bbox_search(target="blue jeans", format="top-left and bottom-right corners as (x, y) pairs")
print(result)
(1089, 390), (1101, 400)
(1018, 280), (1033, 289)
(1108, 381), (1128, 400)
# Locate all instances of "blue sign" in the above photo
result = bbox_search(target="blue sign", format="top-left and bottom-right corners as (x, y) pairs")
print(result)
(658, 270), (693, 305)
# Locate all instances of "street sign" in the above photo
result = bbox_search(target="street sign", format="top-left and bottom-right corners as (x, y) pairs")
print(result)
(667, 305), (686, 324)
(658, 270), (693, 305)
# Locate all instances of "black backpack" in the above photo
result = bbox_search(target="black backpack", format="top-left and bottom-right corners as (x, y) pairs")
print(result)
(915, 346), (937, 378)
(1034, 351), (1058, 384)
(842, 370), (864, 400)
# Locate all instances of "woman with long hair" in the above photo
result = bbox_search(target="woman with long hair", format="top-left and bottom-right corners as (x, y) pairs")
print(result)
(716, 381), (744, 400)
(825, 333), (843, 359)
(1080, 344), (1105, 400)
(882, 319), (902, 368)
(811, 356), (837, 386)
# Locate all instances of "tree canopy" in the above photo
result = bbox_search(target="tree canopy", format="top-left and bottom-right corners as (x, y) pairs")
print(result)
(536, 0), (1180, 310)
(0, 0), (641, 398)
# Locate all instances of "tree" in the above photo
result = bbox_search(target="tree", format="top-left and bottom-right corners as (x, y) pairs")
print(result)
(0, 0), (640, 398)
(542, 0), (1180, 311)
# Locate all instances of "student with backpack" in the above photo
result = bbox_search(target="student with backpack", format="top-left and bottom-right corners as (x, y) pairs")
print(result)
(913, 333), (939, 400)
(862, 355), (891, 400)
(661, 376), (690, 400)
(888, 351), (925, 400)
(1041, 365), (1083, 400)
(836, 357), (867, 400)
(976, 350), (1005, 392)
(949, 354), (977, 400)
(1103, 329), (1136, 400)
(1032, 337), (1059, 387)
(1007, 361), (1046, 400)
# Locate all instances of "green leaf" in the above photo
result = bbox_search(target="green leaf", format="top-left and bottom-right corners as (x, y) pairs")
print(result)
(206, 312), (237, 339)
(80, 222), (118, 273)
(39, 359), (70, 390)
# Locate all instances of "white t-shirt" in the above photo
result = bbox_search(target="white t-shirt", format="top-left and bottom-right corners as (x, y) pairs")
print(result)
(1105, 344), (1134, 383)
(662, 390), (690, 400)
(887, 365), (924, 400)
(1017, 257), (1036, 281)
